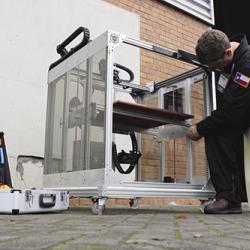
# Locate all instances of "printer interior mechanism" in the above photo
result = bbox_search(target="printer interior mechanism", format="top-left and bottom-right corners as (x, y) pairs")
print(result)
(44, 27), (216, 214)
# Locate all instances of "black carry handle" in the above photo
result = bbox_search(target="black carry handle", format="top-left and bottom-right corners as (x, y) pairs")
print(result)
(39, 194), (56, 208)
(56, 27), (90, 58)
(49, 27), (90, 70)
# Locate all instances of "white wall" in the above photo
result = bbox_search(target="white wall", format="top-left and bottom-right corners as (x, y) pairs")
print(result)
(0, 0), (140, 188)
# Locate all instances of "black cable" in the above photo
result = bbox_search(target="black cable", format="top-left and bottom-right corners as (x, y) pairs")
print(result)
(112, 131), (140, 174)
(113, 63), (134, 83)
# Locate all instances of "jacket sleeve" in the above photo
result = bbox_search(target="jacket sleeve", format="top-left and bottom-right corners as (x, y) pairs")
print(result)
(196, 68), (250, 136)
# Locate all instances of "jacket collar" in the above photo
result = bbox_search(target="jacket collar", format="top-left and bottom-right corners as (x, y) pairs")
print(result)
(230, 34), (249, 64)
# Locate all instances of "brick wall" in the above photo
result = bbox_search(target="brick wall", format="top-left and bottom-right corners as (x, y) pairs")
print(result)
(105, 0), (208, 56)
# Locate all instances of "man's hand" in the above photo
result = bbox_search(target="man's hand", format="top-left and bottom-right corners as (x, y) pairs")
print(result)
(187, 125), (202, 141)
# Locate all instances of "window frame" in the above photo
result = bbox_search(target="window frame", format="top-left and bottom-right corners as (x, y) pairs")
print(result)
(160, 0), (214, 25)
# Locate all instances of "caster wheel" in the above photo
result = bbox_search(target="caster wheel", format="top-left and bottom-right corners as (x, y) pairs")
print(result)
(129, 198), (139, 209)
(91, 200), (106, 215)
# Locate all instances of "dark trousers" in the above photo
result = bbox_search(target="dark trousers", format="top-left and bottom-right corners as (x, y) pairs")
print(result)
(205, 130), (247, 203)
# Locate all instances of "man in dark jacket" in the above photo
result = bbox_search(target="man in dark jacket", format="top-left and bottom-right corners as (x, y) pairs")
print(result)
(187, 29), (250, 214)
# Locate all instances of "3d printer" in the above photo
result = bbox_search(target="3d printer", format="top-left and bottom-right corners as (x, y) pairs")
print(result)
(43, 27), (216, 214)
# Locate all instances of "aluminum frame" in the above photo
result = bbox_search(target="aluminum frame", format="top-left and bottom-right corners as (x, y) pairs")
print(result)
(44, 30), (216, 205)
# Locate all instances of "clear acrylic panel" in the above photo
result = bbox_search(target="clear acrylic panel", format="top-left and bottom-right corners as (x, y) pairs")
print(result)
(64, 61), (87, 172)
(87, 49), (106, 169)
(46, 48), (107, 174)
(45, 74), (66, 174)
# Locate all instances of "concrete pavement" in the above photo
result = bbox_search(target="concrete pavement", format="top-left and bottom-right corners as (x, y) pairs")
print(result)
(0, 204), (250, 250)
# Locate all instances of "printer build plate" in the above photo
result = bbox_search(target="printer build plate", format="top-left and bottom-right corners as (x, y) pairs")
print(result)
(113, 101), (193, 133)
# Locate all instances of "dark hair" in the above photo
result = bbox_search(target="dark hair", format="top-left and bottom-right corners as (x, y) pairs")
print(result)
(195, 29), (230, 64)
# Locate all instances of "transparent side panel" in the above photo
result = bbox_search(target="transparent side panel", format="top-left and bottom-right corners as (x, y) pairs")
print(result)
(87, 49), (106, 169)
(64, 62), (87, 172)
(63, 49), (106, 171)
(45, 48), (107, 174)
(44, 74), (66, 174)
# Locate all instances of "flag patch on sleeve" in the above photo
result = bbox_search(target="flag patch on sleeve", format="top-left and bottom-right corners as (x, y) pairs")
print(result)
(234, 72), (250, 88)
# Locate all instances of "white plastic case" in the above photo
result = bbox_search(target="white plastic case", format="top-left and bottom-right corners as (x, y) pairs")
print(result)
(0, 189), (69, 214)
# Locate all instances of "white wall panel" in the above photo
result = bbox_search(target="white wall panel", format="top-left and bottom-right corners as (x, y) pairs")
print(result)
(0, 0), (139, 188)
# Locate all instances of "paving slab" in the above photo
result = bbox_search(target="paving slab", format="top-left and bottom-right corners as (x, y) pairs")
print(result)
(0, 204), (249, 250)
